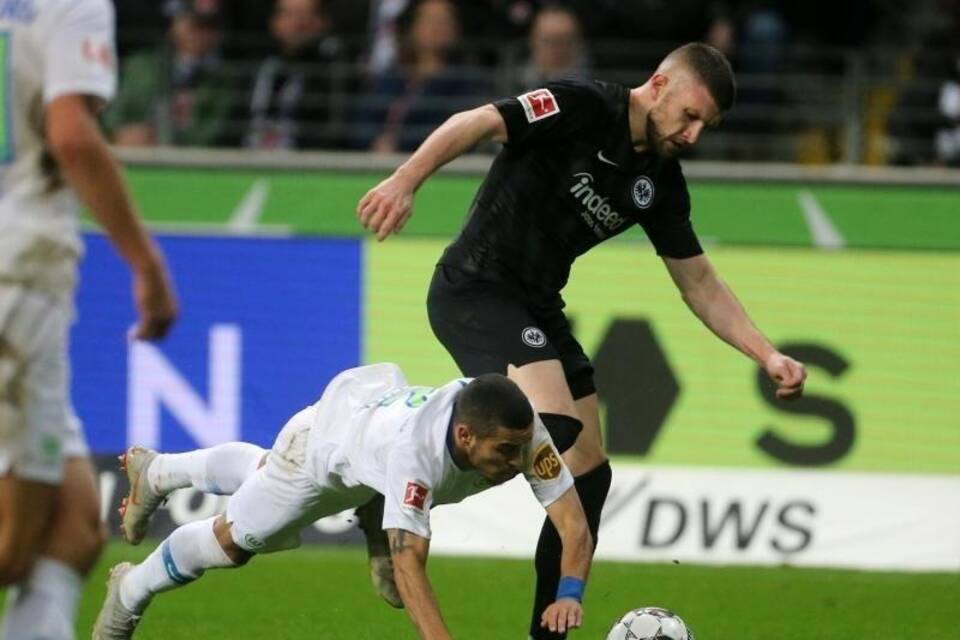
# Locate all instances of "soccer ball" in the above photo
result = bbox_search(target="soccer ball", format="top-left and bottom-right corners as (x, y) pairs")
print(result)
(605, 607), (695, 640)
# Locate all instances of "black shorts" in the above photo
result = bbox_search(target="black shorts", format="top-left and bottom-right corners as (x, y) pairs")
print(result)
(427, 265), (596, 399)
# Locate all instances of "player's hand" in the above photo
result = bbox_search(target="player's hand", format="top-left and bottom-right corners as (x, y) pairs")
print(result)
(356, 173), (415, 241)
(130, 257), (178, 341)
(764, 351), (806, 400)
(541, 599), (583, 635)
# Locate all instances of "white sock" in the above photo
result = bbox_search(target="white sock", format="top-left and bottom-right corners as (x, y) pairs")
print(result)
(119, 516), (237, 614)
(147, 442), (266, 495)
(1, 556), (82, 640)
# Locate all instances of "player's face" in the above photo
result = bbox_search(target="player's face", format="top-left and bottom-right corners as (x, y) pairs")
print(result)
(647, 75), (721, 157)
(272, 0), (325, 53)
(467, 425), (534, 484)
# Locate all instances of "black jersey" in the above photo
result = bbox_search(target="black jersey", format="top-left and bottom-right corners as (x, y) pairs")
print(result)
(438, 79), (703, 297)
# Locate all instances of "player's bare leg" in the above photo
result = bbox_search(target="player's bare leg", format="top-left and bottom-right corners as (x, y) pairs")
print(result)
(41, 458), (107, 574)
(1, 458), (104, 639)
(506, 361), (602, 469)
(569, 393), (605, 474)
(119, 443), (268, 545)
(0, 475), (57, 586)
(508, 360), (610, 640)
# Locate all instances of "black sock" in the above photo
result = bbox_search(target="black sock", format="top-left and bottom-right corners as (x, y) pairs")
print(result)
(538, 413), (583, 454)
(355, 494), (390, 557)
(529, 461), (612, 640)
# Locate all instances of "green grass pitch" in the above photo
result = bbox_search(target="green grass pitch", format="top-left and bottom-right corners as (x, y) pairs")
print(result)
(60, 541), (959, 638)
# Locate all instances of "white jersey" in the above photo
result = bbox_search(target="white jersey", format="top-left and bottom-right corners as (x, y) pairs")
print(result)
(304, 363), (575, 539)
(0, 0), (117, 295)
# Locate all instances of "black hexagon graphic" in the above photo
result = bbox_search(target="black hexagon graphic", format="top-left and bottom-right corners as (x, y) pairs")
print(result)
(593, 319), (680, 455)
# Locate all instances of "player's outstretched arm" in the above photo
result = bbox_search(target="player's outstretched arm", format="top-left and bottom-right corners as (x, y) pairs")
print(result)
(357, 104), (507, 241)
(542, 486), (593, 634)
(46, 94), (178, 340)
(387, 528), (453, 640)
(663, 253), (806, 399)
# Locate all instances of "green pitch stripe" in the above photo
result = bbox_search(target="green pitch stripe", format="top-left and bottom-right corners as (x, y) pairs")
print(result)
(122, 167), (960, 250)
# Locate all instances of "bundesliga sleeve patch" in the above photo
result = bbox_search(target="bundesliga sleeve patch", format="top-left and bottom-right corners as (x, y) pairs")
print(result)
(403, 481), (429, 511)
(532, 444), (562, 480)
(517, 88), (559, 123)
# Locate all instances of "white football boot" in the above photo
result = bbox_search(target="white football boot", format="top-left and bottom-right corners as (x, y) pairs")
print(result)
(92, 563), (142, 639)
(118, 446), (166, 545)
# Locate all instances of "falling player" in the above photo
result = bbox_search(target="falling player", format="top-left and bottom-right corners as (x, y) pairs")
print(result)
(93, 364), (592, 639)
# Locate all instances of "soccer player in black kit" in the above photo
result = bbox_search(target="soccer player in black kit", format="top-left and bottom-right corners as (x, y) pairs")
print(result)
(357, 42), (807, 639)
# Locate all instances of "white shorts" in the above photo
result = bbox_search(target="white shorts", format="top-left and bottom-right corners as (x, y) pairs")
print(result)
(226, 407), (375, 553)
(0, 284), (87, 484)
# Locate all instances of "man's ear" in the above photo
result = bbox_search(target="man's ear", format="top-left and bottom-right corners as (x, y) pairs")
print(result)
(650, 72), (669, 100)
(454, 423), (474, 448)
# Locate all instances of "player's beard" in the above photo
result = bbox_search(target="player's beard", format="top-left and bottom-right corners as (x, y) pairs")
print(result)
(646, 111), (679, 158)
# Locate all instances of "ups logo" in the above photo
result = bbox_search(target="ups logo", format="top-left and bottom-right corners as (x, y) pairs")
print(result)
(532, 444), (562, 480)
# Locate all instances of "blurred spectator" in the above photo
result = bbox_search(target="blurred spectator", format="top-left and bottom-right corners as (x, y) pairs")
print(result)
(570, 0), (734, 70)
(105, 0), (235, 147)
(354, 0), (487, 152)
(935, 60), (960, 165)
(734, 1), (788, 74)
(244, 0), (347, 150)
(114, 0), (166, 57)
(459, 0), (544, 40)
(886, 0), (960, 165)
(512, 4), (588, 92)
(366, 0), (410, 76)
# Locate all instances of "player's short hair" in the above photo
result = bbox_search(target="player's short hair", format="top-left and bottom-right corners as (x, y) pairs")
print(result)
(454, 374), (534, 437)
(663, 42), (736, 112)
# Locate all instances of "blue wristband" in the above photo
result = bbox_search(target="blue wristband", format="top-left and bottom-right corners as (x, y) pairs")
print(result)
(555, 576), (585, 602)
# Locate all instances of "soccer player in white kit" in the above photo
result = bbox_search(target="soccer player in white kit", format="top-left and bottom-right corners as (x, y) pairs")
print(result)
(0, 1), (177, 638)
(94, 364), (594, 639)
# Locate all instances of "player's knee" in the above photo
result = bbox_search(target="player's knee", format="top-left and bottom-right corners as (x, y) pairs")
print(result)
(562, 441), (605, 476)
(76, 517), (107, 567)
(213, 515), (253, 566)
(44, 499), (107, 574)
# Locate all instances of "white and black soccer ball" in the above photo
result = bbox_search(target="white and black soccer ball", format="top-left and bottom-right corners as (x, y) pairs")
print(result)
(605, 607), (695, 640)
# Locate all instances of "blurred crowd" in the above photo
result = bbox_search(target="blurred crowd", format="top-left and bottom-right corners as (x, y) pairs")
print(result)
(108, 0), (960, 165)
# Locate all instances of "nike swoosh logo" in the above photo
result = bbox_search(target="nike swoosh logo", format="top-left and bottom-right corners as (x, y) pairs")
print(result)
(597, 150), (619, 167)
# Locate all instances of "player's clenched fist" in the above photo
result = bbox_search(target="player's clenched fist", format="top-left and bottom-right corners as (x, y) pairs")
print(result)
(541, 600), (583, 634)
(764, 351), (807, 400)
(357, 173), (415, 241)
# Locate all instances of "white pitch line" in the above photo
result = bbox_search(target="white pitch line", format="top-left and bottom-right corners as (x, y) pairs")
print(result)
(229, 178), (270, 231)
(797, 190), (845, 249)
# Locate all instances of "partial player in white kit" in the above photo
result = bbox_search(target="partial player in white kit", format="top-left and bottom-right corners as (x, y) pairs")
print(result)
(0, 1), (177, 638)
(94, 364), (594, 640)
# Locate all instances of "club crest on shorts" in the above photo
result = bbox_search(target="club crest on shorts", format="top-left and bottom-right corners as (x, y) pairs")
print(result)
(521, 326), (547, 348)
(532, 444), (562, 480)
(403, 481), (429, 511)
(632, 176), (655, 209)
